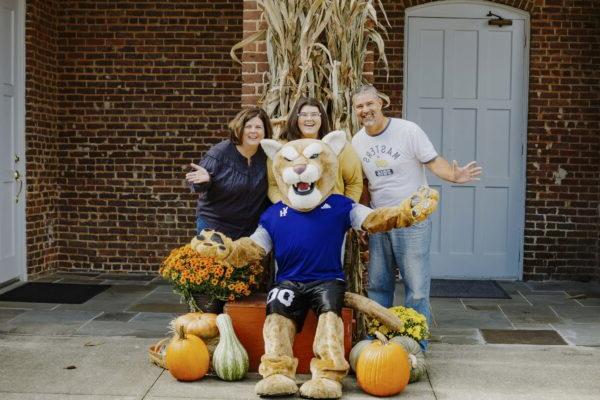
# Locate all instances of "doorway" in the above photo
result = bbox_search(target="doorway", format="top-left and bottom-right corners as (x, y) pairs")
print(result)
(0, 0), (26, 284)
(404, 1), (529, 279)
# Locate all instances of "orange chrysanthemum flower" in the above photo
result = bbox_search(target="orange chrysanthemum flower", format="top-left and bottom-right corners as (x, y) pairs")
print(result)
(159, 244), (263, 304)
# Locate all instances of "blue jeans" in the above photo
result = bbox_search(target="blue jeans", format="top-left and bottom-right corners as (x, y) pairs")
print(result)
(196, 216), (209, 235)
(367, 219), (432, 348)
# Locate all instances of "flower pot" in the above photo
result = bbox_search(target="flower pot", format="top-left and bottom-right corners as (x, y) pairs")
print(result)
(190, 292), (225, 314)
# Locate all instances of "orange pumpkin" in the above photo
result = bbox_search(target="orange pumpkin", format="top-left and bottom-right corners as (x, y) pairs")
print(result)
(165, 325), (210, 381)
(356, 332), (411, 396)
(172, 312), (219, 340)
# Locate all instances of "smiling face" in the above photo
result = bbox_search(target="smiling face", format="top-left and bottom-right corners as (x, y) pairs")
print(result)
(241, 116), (266, 147)
(297, 105), (322, 139)
(353, 91), (385, 132)
(261, 131), (346, 211)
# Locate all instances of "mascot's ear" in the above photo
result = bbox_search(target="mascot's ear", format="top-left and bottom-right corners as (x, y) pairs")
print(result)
(322, 130), (347, 156)
(260, 139), (284, 160)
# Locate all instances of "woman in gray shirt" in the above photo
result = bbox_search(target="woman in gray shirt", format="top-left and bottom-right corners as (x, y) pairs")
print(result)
(186, 107), (273, 240)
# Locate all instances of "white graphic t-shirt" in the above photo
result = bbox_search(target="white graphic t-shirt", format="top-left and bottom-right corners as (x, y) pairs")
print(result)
(352, 118), (438, 208)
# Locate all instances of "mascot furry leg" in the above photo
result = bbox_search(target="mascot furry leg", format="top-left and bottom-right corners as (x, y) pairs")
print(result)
(255, 314), (299, 396)
(299, 312), (348, 398)
(255, 311), (348, 399)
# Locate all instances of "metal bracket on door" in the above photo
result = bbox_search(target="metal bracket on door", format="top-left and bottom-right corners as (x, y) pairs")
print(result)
(487, 11), (512, 27)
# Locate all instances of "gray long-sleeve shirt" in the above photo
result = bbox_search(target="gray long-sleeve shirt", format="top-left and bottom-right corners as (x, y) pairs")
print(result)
(192, 140), (268, 240)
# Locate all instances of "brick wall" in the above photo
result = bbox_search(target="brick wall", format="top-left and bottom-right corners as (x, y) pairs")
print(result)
(524, 0), (599, 281)
(24, 0), (243, 274)
(240, 0), (267, 107)
(374, 0), (599, 280)
(24, 0), (598, 280)
(25, 0), (61, 276)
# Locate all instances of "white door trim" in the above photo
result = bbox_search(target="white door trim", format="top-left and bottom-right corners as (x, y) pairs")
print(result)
(5, 0), (27, 283)
(403, 0), (530, 279)
(16, 0), (26, 281)
(404, 0), (530, 20)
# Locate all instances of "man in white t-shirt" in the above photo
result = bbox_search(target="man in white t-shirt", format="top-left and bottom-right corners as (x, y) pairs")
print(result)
(351, 85), (482, 349)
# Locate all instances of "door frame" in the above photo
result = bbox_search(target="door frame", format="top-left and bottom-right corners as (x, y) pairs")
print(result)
(1, 0), (27, 284)
(403, 0), (530, 279)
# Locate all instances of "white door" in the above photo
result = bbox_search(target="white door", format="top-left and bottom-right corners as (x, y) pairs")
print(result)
(405, 6), (527, 279)
(0, 0), (26, 284)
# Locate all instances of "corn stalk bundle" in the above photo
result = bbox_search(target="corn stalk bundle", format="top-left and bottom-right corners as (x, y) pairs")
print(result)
(231, 0), (390, 136)
(325, 0), (389, 134)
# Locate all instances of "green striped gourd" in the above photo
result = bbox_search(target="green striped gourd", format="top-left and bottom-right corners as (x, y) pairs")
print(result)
(212, 313), (249, 381)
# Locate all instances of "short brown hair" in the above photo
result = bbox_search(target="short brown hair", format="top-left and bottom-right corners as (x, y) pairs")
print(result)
(228, 107), (273, 145)
(352, 84), (380, 99)
(281, 97), (330, 141)
(352, 84), (389, 108)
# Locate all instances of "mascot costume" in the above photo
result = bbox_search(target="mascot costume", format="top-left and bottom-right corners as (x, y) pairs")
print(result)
(191, 131), (438, 399)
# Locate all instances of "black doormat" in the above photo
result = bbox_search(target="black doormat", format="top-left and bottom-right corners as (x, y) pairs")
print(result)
(481, 329), (567, 345)
(430, 279), (511, 299)
(0, 282), (111, 304)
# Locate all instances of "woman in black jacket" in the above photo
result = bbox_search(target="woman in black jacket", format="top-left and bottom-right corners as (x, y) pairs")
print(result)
(186, 107), (273, 240)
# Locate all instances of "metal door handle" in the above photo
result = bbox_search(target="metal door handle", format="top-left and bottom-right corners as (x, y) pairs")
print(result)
(14, 170), (23, 203)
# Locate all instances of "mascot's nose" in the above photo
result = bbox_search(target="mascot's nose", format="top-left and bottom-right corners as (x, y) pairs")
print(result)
(293, 164), (307, 175)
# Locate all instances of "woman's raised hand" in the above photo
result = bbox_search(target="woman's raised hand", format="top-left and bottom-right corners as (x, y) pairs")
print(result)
(186, 163), (210, 184)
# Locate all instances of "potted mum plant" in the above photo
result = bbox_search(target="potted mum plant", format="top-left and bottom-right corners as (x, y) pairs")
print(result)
(366, 305), (430, 343)
(160, 245), (263, 313)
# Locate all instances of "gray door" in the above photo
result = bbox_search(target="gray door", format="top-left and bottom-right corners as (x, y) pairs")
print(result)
(405, 15), (526, 279)
(0, 0), (25, 284)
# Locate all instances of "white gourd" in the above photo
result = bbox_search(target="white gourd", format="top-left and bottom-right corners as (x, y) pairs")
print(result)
(389, 335), (426, 383)
(349, 339), (371, 372)
(212, 314), (249, 381)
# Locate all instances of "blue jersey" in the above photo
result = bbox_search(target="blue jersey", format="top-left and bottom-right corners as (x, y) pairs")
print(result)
(259, 194), (353, 283)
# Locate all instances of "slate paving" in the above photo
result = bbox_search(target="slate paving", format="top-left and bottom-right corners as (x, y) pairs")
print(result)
(1, 309), (102, 336)
(77, 312), (175, 338)
(55, 285), (156, 312)
(0, 272), (599, 346)
(497, 304), (562, 326)
(550, 304), (600, 324)
(551, 322), (600, 347)
(0, 308), (27, 325)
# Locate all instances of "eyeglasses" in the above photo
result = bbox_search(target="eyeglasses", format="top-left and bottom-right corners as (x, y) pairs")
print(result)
(298, 112), (321, 119)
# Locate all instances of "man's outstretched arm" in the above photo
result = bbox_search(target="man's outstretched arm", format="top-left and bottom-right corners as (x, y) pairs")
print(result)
(425, 156), (482, 183)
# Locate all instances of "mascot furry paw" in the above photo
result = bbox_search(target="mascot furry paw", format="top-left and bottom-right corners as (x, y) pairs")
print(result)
(192, 131), (438, 399)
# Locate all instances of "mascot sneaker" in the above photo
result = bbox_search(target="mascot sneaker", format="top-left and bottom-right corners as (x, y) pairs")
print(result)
(299, 378), (342, 399)
(255, 374), (298, 397)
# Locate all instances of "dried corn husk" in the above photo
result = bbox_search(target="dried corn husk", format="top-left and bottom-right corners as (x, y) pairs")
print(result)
(230, 0), (390, 135)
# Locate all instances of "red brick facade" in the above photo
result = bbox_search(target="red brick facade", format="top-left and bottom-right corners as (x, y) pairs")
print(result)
(26, 0), (61, 276)
(25, 0), (598, 280)
(26, 0), (243, 275)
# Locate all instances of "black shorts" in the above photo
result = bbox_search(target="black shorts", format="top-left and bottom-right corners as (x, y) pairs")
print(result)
(265, 280), (346, 333)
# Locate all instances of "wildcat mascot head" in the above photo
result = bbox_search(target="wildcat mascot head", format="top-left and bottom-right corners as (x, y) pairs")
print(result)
(261, 131), (347, 212)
